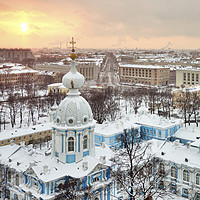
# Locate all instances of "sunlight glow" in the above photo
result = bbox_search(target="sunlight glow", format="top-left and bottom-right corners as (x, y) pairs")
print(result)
(19, 22), (29, 33)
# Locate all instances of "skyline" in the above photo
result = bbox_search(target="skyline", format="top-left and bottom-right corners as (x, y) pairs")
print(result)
(1, 0), (200, 50)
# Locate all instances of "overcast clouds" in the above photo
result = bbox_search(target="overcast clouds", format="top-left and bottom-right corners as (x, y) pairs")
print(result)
(0, 0), (200, 49)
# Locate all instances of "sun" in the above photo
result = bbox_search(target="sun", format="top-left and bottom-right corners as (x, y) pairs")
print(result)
(19, 22), (29, 33)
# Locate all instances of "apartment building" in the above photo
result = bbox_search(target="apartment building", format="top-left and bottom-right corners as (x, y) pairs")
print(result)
(176, 68), (200, 88)
(0, 48), (34, 62)
(0, 63), (38, 85)
(119, 64), (170, 86)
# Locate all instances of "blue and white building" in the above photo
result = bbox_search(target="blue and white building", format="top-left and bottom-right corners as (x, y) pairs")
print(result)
(0, 40), (114, 200)
(94, 100), (183, 149)
(152, 139), (200, 200)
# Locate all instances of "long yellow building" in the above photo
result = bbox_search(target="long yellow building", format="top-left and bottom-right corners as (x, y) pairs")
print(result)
(119, 64), (170, 86)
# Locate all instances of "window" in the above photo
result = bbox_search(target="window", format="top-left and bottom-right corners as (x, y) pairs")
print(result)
(68, 137), (74, 152)
(182, 188), (188, 197)
(196, 74), (199, 82)
(93, 177), (100, 183)
(171, 166), (177, 178)
(16, 174), (19, 186)
(187, 73), (190, 81)
(159, 163), (165, 175)
(8, 171), (11, 182)
(196, 192), (200, 200)
(83, 135), (88, 149)
(183, 169), (189, 182)
(183, 73), (186, 81)
(196, 173), (200, 185)
(170, 183), (176, 192)
(159, 181), (164, 189)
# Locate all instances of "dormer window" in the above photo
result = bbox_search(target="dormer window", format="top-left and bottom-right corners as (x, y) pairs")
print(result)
(68, 137), (74, 152)
(83, 135), (88, 149)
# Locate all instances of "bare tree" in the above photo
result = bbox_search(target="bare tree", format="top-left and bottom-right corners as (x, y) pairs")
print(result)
(56, 177), (93, 200)
(114, 129), (168, 200)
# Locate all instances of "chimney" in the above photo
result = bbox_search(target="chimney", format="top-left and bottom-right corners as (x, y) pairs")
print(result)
(43, 165), (48, 174)
(101, 142), (106, 148)
(187, 142), (191, 149)
(100, 156), (106, 164)
(175, 139), (180, 146)
(82, 162), (88, 171)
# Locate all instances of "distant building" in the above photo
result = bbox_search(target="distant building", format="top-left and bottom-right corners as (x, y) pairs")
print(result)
(176, 68), (200, 88)
(170, 69), (176, 85)
(119, 64), (170, 86)
(36, 58), (101, 82)
(0, 63), (38, 85)
(0, 48), (34, 62)
(47, 83), (68, 94)
(172, 85), (200, 108)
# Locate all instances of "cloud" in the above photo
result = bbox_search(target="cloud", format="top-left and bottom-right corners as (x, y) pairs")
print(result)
(0, 0), (200, 48)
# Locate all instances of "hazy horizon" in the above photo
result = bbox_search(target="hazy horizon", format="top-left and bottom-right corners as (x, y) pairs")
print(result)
(1, 0), (200, 50)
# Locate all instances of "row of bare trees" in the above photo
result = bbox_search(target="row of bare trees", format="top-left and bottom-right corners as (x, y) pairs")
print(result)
(81, 86), (200, 126)
(0, 74), (65, 131)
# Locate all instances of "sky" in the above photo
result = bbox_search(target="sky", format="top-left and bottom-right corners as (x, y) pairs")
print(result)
(0, 0), (200, 49)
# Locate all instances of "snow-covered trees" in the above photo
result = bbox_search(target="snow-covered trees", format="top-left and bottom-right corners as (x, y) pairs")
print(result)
(56, 178), (93, 200)
(114, 129), (168, 200)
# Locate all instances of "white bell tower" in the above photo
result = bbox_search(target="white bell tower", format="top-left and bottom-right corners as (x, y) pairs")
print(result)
(51, 38), (95, 163)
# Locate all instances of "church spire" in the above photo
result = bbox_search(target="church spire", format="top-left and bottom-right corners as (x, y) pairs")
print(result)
(62, 37), (84, 95)
(69, 37), (77, 60)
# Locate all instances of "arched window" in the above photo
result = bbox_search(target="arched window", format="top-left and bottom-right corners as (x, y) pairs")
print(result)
(83, 135), (88, 149)
(93, 177), (100, 183)
(171, 166), (177, 178)
(196, 173), (200, 185)
(8, 171), (11, 183)
(68, 137), (74, 152)
(158, 180), (164, 189)
(196, 192), (200, 200)
(15, 174), (19, 186)
(183, 169), (189, 182)
(159, 163), (165, 175)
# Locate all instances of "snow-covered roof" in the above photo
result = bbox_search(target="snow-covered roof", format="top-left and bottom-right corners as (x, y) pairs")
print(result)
(0, 143), (113, 182)
(152, 139), (200, 169)
(95, 114), (182, 137)
(0, 63), (38, 74)
(173, 124), (200, 142)
(0, 123), (52, 141)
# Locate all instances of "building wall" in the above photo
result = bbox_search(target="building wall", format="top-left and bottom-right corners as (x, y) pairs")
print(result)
(119, 65), (170, 86)
(0, 48), (34, 62)
(176, 69), (200, 88)
(0, 67), (38, 85)
(0, 129), (52, 146)
(160, 159), (200, 199)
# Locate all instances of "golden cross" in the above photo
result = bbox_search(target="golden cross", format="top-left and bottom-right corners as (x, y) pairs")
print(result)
(70, 37), (76, 50)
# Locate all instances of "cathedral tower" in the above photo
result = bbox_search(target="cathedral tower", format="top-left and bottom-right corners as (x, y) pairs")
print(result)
(51, 38), (95, 163)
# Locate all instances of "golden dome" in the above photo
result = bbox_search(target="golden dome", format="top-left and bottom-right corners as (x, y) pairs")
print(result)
(70, 52), (77, 60)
